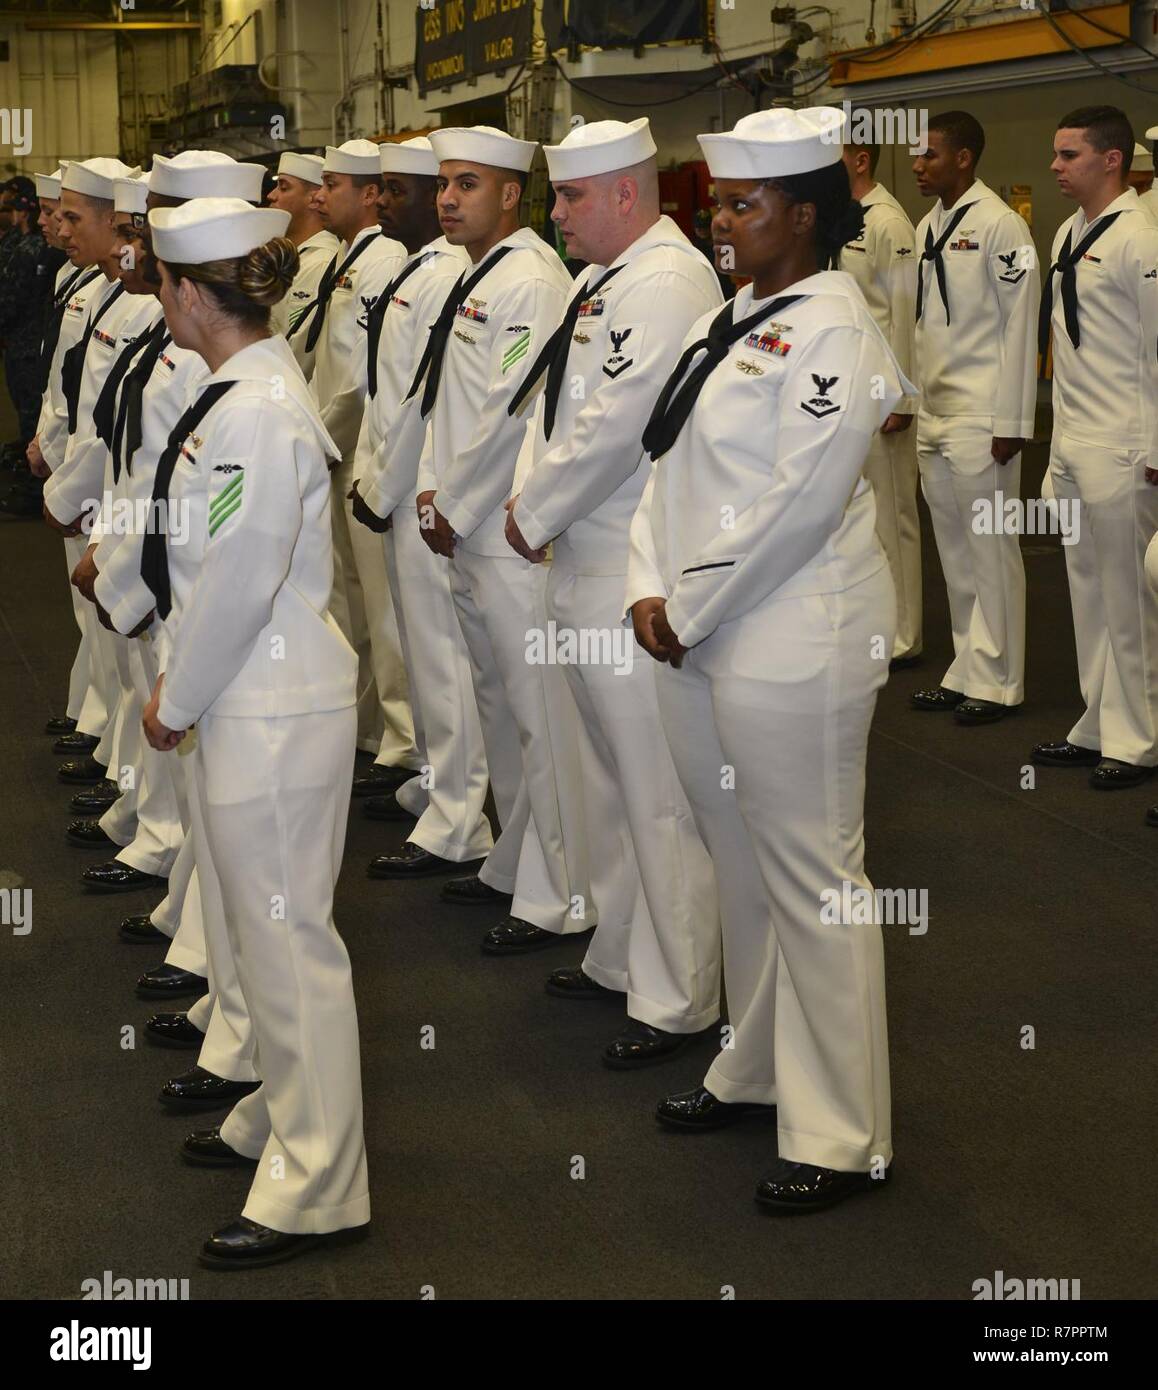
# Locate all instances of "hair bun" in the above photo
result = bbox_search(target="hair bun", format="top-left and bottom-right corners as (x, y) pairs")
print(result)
(238, 236), (299, 308)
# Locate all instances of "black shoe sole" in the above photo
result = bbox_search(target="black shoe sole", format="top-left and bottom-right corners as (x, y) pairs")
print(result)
(145, 1029), (205, 1050)
(67, 834), (116, 849)
(368, 858), (479, 880)
(909, 701), (964, 713)
(162, 1086), (259, 1112)
(181, 1146), (259, 1169)
(602, 1041), (695, 1071)
(1089, 772), (1154, 792)
(120, 927), (167, 945)
(544, 980), (621, 1000)
(656, 1105), (776, 1132)
(482, 933), (573, 957)
(755, 1171), (890, 1214)
(1031, 753), (1101, 768)
(83, 876), (166, 895)
(136, 981), (209, 1000)
(197, 1226), (368, 1271)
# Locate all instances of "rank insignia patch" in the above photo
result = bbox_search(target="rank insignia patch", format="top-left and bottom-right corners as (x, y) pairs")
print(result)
(799, 373), (842, 419)
(996, 250), (1027, 285)
(502, 328), (531, 373)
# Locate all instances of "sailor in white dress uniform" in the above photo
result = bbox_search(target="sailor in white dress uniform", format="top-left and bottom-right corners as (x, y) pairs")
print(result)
(141, 198), (369, 1268)
(266, 151), (340, 380)
(628, 107), (914, 1212)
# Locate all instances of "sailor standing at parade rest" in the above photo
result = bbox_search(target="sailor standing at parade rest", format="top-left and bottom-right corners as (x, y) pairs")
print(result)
(1030, 106), (1158, 795)
(349, 137), (498, 875)
(838, 137), (922, 667)
(302, 138), (418, 778)
(908, 111), (1039, 725)
(627, 105), (914, 1212)
(409, 124), (597, 955)
(266, 150), (340, 379)
(506, 116), (725, 1067)
(141, 196), (369, 1269)
(28, 163), (105, 738)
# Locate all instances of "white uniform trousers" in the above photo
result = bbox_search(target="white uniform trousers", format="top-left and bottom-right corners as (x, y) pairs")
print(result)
(1050, 432), (1158, 765)
(917, 412), (1025, 705)
(76, 601), (119, 754)
(866, 423), (922, 660)
(95, 634), (141, 851)
(383, 518), (494, 861)
(199, 706), (370, 1234)
(62, 535), (95, 724)
(149, 742), (210, 979)
(547, 568), (721, 1032)
(654, 566), (895, 1173)
(329, 454), (417, 767)
(448, 550), (595, 933)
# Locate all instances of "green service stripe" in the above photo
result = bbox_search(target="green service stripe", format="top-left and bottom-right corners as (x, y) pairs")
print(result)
(502, 335), (530, 372)
(208, 476), (243, 518)
(208, 492), (243, 538)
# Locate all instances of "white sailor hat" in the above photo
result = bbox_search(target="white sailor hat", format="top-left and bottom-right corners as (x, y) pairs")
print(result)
(323, 139), (383, 176)
(63, 158), (143, 200)
(113, 176), (150, 216)
(543, 118), (657, 181)
(35, 166), (67, 201)
(149, 151), (265, 202)
(276, 151), (326, 185)
(1146, 125), (1158, 143)
(379, 136), (439, 177)
(429, 125), (537, 172)
(697, 107), (846, 180)
(149, 197), (290, 264)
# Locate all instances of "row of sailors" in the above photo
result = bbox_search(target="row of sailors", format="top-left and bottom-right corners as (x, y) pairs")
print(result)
(29, 101), (1158, 1269)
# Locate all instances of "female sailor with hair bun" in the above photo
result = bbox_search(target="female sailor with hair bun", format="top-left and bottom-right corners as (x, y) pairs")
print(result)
(139, 196), (369, 1268)
(627, 108), (915, 1213)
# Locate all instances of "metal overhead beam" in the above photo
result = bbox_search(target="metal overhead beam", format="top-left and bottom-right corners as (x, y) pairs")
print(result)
(24, 20), (201, 30)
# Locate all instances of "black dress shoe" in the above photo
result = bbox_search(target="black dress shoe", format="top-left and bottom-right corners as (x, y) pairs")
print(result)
(120, 913), (166, 945)
(656, 1085), (776, 1131)
(481, 917), (570, 956)
(66, 818), (116, 848)
(603, 1020), (699, 1070)
(909, 685), (965, 711)
(82, 862), (165, 894)
(888, 653), (922, 672)
(441, 874), (513, 907)
(53, 731), (100, 755)
(1031, 740), (1101, 767)
(136, 963), (209, 1000)
(199, 1216), (358, 1271)
(161, 1066), (261, 1110)
(69, 783), (121, 814)
(145, 1011), (206, 1049)
(754, 1158), (891, 1212)
(1090, 759), (1153, 791)
(1146, 806), (1158, 827)
(545, 966), (620, 1000)
(44, 716), (77, 735)
(58, 755), (108, 785)
(953, 697), (1008, 725)
(362, 792), (414, 822)
(367, 843), (477, 879)
(181, 1128), (258, 1169)
(352, 766), (411, 797)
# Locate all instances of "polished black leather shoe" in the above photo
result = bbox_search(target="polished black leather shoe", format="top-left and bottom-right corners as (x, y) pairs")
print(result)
(352, 765), (412, 797)
(362, 792), (414, 822)
(66, 818), (115, 848)
(53, 731), (100, 755)
(82, 862), (165, 894)
(481, 917), (570, 956)
(1090, 759), (1153, 791)
(69, 783), (121, 814)
(909, 685), (965, 711)
(161, 1067), (260, 1110)
(136, 963), (209, 1000)
(441, 874), (512, 907)
(545, 966), (620, 1000)
(1031, 740), (1100, 767)
(603, 1021), (699, 1070)
(754, 1158), (891, 1213)
(145, 1011), (205, 1049)
(888, 653), (922, 672)
(954, 698), (1008, 725)
(199, 1216), (352, 1271)
(367, 843), (477, 879)
(44, 716), (77, 735)
(656, 1085), (775, 1131)
(120, 913), (166, 944)
(1146, 806), (1158, 827)
(58, 755), (108, 784)
(181, 1128), (258, 1169)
